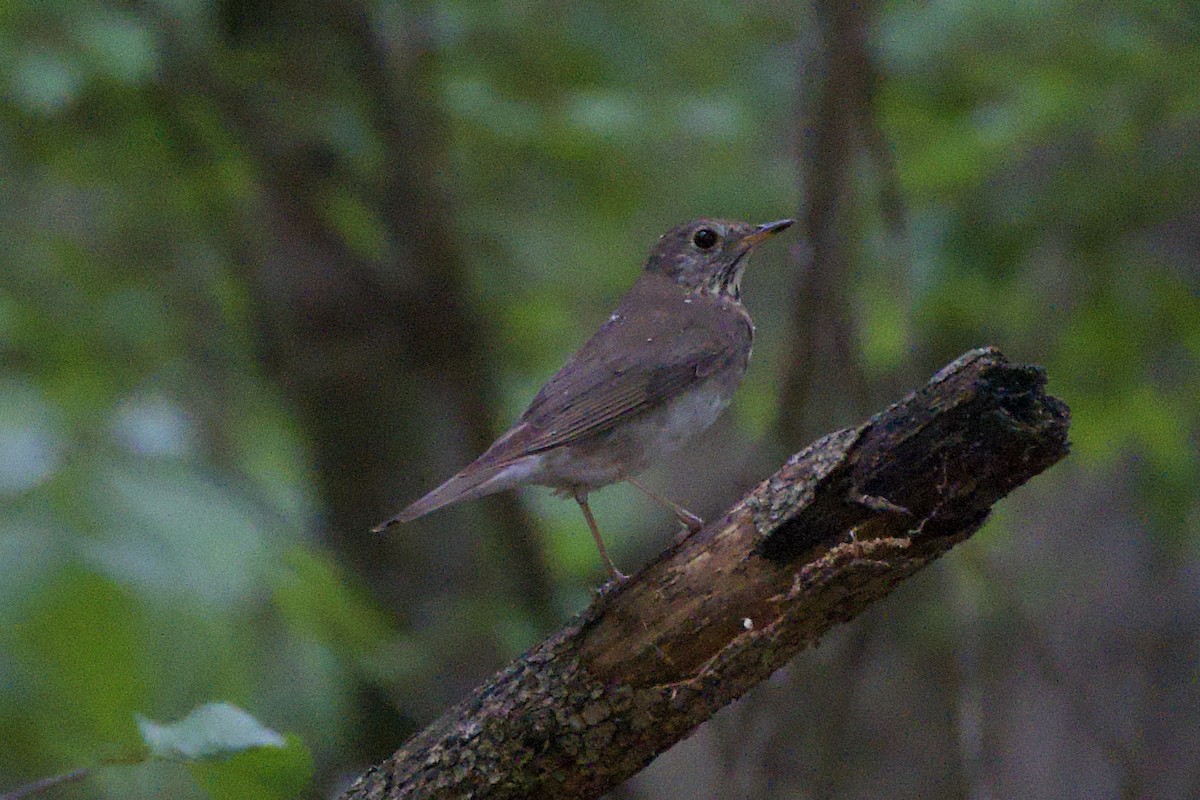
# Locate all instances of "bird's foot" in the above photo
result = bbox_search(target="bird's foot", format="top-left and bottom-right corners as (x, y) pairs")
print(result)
(594, 570), (629, 598)
(669, 510), (705, 546)
(676, 508), (705, 532)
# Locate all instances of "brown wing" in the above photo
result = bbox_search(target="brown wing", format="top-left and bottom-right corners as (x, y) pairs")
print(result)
(478, 273), (751, 466)
(516, 356), (722, 454)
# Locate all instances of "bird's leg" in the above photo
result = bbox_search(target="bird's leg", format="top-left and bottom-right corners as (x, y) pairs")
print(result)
(574, 490), (627, 583)
(626, 476), (705, 533)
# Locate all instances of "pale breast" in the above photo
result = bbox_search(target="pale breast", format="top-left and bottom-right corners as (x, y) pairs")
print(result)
(530, 366), (746, 492)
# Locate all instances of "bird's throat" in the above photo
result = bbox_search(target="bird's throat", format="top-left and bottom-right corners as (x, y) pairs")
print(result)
(708, 251), (748, 299)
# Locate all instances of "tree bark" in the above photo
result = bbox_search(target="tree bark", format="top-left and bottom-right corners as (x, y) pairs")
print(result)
(341, 347), (1070, 800)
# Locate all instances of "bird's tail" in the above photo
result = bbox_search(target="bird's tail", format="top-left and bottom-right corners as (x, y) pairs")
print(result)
(372, 459), (527, 532)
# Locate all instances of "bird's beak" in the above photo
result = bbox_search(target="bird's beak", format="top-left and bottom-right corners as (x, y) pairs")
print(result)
(739, 218), (795, 249)
(718, 218), (795, 293)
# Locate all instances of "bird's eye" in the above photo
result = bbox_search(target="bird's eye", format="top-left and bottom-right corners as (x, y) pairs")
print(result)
(692, 228), (719, 250)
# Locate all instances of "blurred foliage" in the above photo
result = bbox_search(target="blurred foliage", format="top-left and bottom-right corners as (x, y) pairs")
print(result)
(879, 0), (1200, 537)
(1, 0), (1197, 798)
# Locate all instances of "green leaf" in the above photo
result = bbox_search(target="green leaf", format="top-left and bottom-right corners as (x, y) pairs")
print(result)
(271, 546), (401, 658)
(11, 567), (149, 751)
(186, 734), (313, 800)
(10, 46), (82, 113)
(0, 377), (65, 494)
(136, 703), (285, 761)
(135, 702), (314, 799)
(320, 188), (388, 261)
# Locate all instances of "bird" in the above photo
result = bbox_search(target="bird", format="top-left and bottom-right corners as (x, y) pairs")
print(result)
(375, 217), (794, 582)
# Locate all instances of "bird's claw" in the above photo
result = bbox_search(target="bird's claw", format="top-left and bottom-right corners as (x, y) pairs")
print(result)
(672, 516), (705, 546)
(594, 571), (629, 598)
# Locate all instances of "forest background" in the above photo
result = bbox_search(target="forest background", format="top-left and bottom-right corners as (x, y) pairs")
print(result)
(2, 1), (1198, 798)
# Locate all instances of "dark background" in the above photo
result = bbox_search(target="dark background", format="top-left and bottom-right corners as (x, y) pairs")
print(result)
(1, 1), (1197, 798)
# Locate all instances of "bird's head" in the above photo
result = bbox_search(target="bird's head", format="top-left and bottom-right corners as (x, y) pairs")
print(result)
(645, 217), (793, 298)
